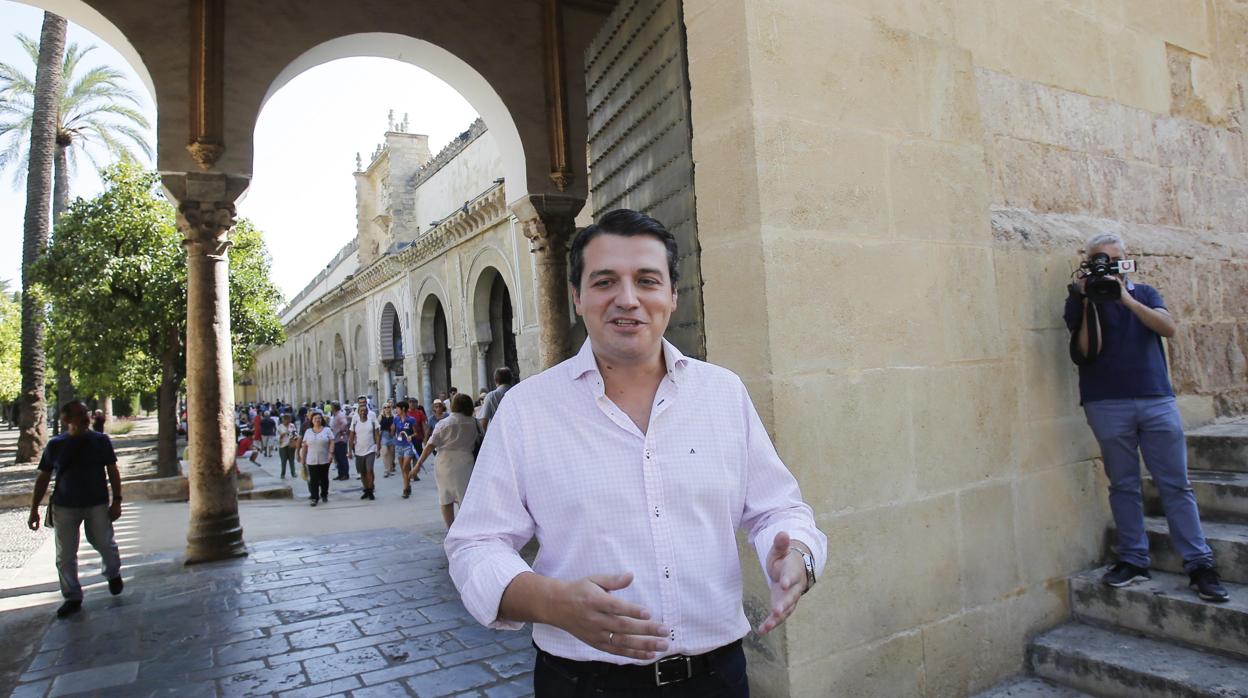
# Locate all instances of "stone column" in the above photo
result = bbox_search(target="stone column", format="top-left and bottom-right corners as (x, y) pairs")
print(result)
(511, 194), (585, 369)
(476, 342), (491, 395)
(166, 172), (249, 564)
(420, 353), (434, 408)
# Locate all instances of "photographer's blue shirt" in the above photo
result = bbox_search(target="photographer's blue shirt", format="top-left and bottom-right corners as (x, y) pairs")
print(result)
(37, 430), (117, 508)
(1063, 280), (1174, 404)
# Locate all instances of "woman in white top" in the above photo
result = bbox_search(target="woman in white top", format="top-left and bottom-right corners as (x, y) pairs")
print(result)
(298, 411), (333, 506)
(413, 393), (481, 528)
(348, 404), (381, 501)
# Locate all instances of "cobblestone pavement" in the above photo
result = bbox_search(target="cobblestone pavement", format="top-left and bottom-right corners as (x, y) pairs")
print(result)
(9, 527), (537, 698)
(0, 507), (51, 570)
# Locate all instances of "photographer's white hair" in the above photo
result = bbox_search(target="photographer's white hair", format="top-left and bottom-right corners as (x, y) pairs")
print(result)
(1086, 232), (1127, 253)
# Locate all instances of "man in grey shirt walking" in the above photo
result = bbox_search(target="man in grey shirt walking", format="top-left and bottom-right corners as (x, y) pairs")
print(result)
(478, 366), (513, 434)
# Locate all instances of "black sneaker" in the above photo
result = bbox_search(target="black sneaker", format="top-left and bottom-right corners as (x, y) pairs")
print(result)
(1101, 562), (1151, 588)
(1189, 565), (1230, 603)
(56, 600), (82, 618)
(108, 576), (123, 596)
(367, 491), (375, 501)
(360, 491), (370, 500)
(402, 487), (411, 499)
(310, 499), (318, 507)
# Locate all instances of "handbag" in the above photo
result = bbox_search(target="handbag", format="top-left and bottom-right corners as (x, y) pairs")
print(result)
(300, 463), (309, 481)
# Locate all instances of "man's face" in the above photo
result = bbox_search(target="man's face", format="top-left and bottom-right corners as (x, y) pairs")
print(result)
(573, 233), (677, 366)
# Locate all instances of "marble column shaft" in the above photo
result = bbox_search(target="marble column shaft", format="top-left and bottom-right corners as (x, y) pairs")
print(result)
(512, 195), (584, 369)
(169, 173), (248, 564)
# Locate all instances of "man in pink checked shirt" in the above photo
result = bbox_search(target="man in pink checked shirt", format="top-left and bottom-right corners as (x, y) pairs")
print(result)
(445, 208), (827, 696)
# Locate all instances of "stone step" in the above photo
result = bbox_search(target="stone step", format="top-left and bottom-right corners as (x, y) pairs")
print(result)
(1134, 517), (1248, 584)
(237, 482), (293, 500)
(1188, 421), (1248, 473)
(972, 677), (1094, 697)
(1070, 568), (1248, 660)
(1144, 470), (1248, 524)
(1029, 623), (1248, 698)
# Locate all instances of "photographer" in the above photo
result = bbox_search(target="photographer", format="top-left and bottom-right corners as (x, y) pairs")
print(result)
(1064, 233), (1227, 602)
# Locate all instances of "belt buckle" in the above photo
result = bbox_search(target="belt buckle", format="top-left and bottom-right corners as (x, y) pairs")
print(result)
(654, 655), (692, 686)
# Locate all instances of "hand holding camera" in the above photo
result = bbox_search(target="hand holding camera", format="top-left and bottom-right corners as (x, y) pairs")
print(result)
(1072, 252), (1135, 302)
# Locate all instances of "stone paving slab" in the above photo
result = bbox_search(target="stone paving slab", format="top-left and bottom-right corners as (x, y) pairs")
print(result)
(9, 527), (536, 697)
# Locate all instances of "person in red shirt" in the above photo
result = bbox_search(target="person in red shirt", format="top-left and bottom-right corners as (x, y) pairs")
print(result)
(237, 429), (259, 464)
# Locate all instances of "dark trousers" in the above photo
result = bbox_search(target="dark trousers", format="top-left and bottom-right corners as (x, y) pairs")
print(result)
(307, 464), (330, 500)
(333, 442), (349, 478)
(533, 643), (748, 697)
(278, 446), (297, 477)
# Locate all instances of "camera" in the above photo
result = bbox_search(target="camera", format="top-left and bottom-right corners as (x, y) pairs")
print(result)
(1079, 252), (1136, 302)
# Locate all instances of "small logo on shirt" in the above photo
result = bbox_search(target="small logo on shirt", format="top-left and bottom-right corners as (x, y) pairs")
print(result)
(689, 448), (696, 454)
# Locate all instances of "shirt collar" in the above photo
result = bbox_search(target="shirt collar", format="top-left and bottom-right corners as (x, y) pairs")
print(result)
(566, 338), (689, 384)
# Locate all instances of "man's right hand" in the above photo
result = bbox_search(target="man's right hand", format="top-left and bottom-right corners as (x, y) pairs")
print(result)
(547, 573), (670, 661)
(27, 508), (40, 531)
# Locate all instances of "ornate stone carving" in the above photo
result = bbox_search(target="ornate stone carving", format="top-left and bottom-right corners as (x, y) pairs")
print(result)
(178, 198), (237, 247)
(187, 140), (225, 170)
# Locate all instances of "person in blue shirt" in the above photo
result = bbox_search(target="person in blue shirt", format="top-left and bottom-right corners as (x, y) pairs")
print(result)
(1064, 233), (1227, 602)
(27, 401), (125, 618)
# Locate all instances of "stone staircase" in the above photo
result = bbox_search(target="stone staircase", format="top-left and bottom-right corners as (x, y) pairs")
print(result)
(977, 420), (1248, 698)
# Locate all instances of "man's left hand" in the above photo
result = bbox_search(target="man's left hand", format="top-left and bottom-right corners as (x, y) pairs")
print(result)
(109, 500), (122, 522)
(757, 531), (807, 636)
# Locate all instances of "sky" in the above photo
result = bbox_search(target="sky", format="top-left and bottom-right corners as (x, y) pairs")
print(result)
(0, 1), (479, 300)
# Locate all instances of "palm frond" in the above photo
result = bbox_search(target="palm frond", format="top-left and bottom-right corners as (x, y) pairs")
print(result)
(15, 33), (39, 64)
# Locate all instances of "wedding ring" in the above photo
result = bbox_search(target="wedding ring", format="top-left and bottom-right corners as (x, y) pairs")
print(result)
(607, 632), (614, 645)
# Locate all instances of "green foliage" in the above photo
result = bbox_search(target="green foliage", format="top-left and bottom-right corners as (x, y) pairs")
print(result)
(38, 163), (181, 398)
(37, 163), (285, 401)
(0, 34), (152, 186)
(229, 219), (285, 373)
(138, 391), (156, 413)
(0, 282), (20, 402)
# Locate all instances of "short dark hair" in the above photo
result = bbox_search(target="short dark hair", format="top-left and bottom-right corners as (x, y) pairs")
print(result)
(61, 401), (89, 425)
(396, 400), (408, 412)
(568, 208), (679, 291)
(450, 393), (475, 416)
(494, 366), (513, 386)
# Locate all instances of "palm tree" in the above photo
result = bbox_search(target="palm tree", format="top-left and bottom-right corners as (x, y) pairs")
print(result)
(0, 32), (154, 220)
(8, 12), (65, 464)
(1, 26), (153, 453)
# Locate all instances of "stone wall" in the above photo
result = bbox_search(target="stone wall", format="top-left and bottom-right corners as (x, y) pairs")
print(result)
(685, 0), (1248, 695)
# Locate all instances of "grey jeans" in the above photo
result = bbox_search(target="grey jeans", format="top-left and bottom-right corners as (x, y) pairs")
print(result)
(54, 503), (122, 600)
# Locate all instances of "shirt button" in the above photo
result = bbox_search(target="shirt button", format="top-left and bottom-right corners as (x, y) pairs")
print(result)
(664, 566), (670, 578)
(654, 506), (660, 517)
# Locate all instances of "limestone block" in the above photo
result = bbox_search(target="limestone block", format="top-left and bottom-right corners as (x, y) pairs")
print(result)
(748, 1), (980, 143)
(1154, 117), (1245, 180)
(772, 369), (917, 514)
(762, 237), (941, 372)
(991, 137), (1096, 214)
(1084, 94), (1160, 164)
(1014, 461), (1108, 586)
(1193, 259), (1225, 321)
(1018, 413), (1100, 473)
(1175, 393), (1218, 428)
(1005, 249), (1081, 332)
(1170, 169), (1216, 230)
(1021, 327), (1081, 426)
(1107, 29), (1171, 114)
(791, 496), (961, 658)
(935, 245), (1007, 362)
(702, 240), (772, 379)
(1209, 176), (1248, 232)
(958, 482), (1022, 607)
(912, 363), (1018, 494)
(1128, 0), (1212, 57)
(787, 630), (925, 697)
(890, 138), (992, 242)
(1221, 262), (1248, 319)
(1168, 324), (1204, 394)
(1005, 580), (1072, 646)
(1064, 0), (1127, 25)
(689, 119), (763, 240)
(1086, 156), (1180, 226)
(921, 601), (1025, 697)
(960, 0), (1115, 102)
(1193, 321), (1247, 391)
(753, 117), (890, 237)
(1213, 0), (1248, 73)
(1133, 255), (1198, 320)
(835, 0), (957, 41)
(684, 0), (752, 131)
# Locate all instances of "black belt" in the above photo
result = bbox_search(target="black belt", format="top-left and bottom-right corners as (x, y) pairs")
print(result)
(537, 639), (742, 687)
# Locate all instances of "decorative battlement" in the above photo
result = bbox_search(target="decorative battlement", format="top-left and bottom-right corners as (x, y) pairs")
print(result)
(408, 118), (488, 190)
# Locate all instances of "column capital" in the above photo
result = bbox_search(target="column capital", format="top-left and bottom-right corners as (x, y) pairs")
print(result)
(510, 194), (584, 253)
(163, 172), (250, 248)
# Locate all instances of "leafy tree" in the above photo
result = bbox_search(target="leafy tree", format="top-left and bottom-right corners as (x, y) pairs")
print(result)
(0, 281), (20, 403)
(39, 163), (285, 476)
